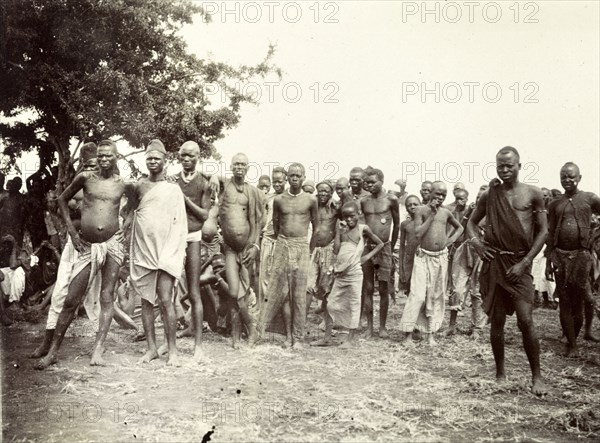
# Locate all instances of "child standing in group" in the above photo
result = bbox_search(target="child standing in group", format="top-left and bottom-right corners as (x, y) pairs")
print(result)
(311, 202), (383, 348)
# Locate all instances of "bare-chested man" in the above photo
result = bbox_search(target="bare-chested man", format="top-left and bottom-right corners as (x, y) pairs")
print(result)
(545, 162), (600, 357)
(30, 143), (99, 359)
(34, 140), (130, 369)
(400, 181), (463, 345)
(420, 181), (433, 205)
(399, 195), (421, 295)
(217, 153), (263, 348)
(173, 141), (211, 361)
(130, 140), (188, 366)
(306, 181), (338, 315)
(360, 167), (399, 338)
(258, 163), (318, 348)
(467, 146), (548, 395)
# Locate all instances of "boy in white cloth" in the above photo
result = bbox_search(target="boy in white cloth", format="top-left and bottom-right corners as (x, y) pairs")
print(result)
(399, 181), (463, 346)
(130, 140), (188, 366)
(311, 202), (383, 348)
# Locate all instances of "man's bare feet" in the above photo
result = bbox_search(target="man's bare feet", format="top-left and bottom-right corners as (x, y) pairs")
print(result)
(157, 343), (168, 356)
(531, 377), (548, 396)
(495, 373), (507, 383)
(138, 349), (159, 364)
(166, 353), (181, 367)
(471, 330), (481, 341)
(292, 340), (305, 350)
(176, 327), (194, 339)
(193, 347), (205, 362)
(378, 328), (389, 339)
(338, 340), (356, 349)
(90, 348), (107, 366)
(446, 326), (456, 337)
(361, 329), (373, 340)
(310, 338), (333, 347)
(34, 353), (58, 370)
(426, 333), (437, 346)
(583, 333), (600, 342)
(403, 334), (415, 347)
(29, 340), (51, 358)
(563, 344), (579, 358)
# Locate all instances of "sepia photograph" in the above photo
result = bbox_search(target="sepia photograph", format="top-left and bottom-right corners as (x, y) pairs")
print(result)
(1, 1), (599, 441)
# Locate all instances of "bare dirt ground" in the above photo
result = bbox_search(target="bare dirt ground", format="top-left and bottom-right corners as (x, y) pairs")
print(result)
(2, 299), (600, 443)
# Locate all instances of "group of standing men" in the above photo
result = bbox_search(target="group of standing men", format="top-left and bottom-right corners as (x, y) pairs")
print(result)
(24, 141), (600, 396)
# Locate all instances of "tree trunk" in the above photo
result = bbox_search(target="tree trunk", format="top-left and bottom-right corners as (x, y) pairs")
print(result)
(50, 135), (72, 195)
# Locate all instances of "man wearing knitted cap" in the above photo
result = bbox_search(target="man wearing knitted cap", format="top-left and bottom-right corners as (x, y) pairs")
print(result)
(34, 140), (133, 369)
(129, 139), (188, 366)
(306, 180), (338, 320)
(171, 140), (211, 361)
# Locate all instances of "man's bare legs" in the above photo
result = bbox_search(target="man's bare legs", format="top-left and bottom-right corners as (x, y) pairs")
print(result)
(139, 299), (159, 363)
(361, 261), (375, 339)
(584, 300), (599, 342)
(90, 256), (120, 366)
(490, 286), (547, 395)
(185, 241), (204, 361)
(310, 309), (333, 347)
(224, 250), (256, 348)
(157, 271), (179, 366)
(559, 286), (584, 357)
(378, 279), (389, 338)
(34, 265), (92, 369)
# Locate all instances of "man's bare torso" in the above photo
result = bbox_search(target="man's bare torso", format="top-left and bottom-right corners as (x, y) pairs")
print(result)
(313, 204), (337, 246)
(499, 182), (536, 244)
(362, 195), (393, 242)
(219, 181), (250, 252)
(276, 192), (315, 238)
(417, 206), (453, 251)
(79, 172), (126, 243)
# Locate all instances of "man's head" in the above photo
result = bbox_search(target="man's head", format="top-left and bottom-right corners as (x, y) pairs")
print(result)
(453, 182), (466, 197)
(541, 187), (552, 206)
(364, 167), (384, 195)
(496, 146), (521, 183)
(97, 140), (119, 174)
(8, 177), (22, 194)
(349, 167), (365, 194)
(335, 177), (349, 199)
(145, 139), (167, 176)
(405, 195), (420, 217)
(257, 175), (271, 194)
(420, 181), (433, 203)
(551, 188), (562, 198)
(79, 142), (98, 172)
(302, 179), (316, 195)
(45, 189), (58, 212)
(394, 178), (407, 194)
(231, 153), (249, 180)
(178, 141), (200, 173)
(476, 184), (489, 204)
(559, 162), (581, 194)
(454, 189), (468, 210)
(287, 163), (305, 192)
(341, 201), (360, 228)
(271, 167), (287, 194)
(430, 181), (447, 205)
(316, 181), (333, 205)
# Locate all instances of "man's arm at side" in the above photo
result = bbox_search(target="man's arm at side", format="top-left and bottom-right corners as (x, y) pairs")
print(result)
(445, 210), (464, 247)
(57, 173), (87, 250)
(525, 187), (548, 264)
(309, 196), (319, 253)
(389, 195), (400, 248)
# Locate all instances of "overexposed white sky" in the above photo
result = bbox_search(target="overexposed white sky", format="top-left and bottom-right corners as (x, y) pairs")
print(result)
(5, 1), (599, 200)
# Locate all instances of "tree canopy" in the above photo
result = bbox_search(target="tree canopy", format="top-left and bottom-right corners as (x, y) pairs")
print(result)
(0, 0), (280, 187)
